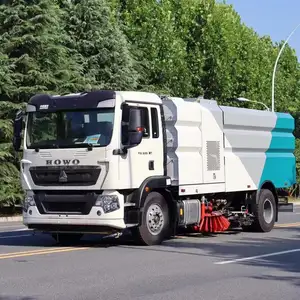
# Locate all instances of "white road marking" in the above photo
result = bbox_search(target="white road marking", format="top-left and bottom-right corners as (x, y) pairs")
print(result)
(215, 248), (300, 265)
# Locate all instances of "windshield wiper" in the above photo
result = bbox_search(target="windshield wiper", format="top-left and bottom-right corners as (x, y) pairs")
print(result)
(77, 143), (94, 151)
(34, 143), (60, 152)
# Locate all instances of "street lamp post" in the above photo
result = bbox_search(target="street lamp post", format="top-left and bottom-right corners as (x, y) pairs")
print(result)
(271, 22), (300, 112)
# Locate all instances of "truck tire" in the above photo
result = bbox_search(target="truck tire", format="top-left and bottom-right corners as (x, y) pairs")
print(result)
(131, 191), (170, 246)
(243, 188), (276, 232)
(51, 233), (83, 245)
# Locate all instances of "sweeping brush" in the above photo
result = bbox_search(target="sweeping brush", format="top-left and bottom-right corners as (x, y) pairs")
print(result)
(194, 202), (230, 233)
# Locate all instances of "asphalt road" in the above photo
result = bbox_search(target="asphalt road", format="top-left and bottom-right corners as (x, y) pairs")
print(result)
(1, 206), (300, 300)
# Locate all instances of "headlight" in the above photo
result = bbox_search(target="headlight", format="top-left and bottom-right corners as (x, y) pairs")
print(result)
(95, 195), (120, 213)
(23, 192), (36, 212)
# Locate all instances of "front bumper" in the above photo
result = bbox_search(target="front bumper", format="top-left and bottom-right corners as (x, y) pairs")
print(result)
(22, 190), (126, 233)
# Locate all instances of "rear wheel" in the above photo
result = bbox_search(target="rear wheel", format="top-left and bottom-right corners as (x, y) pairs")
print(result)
(243, 188), (276, 232)
(131, 191), (170, 246)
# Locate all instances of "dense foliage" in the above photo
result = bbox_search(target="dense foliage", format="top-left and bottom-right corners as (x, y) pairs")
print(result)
(0, 0), (300, 206)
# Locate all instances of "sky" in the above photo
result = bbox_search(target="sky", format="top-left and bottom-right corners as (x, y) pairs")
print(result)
(223, 0), (300, 60)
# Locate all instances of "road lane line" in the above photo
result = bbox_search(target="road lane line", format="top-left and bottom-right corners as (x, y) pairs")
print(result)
(275, 222), (300, 228)
(215, 248), (300, 265)
(0, 247), (89, 260)
(0, 247), (74, 257)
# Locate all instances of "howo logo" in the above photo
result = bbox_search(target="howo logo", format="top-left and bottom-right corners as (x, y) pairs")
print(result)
(46, 159), (80, 165)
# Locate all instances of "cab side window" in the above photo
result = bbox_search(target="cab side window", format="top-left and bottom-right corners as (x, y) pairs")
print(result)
(150, 107), (159, 138)
(138, 107), (150, 138)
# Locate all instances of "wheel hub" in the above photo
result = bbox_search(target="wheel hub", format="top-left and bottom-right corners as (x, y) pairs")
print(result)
(263, 198), (274, 224)
(146, 204), (164, 235)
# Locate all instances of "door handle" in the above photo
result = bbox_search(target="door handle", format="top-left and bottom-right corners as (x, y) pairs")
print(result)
(149, 160), (154, 170)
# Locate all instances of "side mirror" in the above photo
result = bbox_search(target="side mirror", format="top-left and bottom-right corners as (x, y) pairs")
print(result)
(12, 110), (24, 152)
(127, 107), (143, 147)
(128, 131), (143, 146)
(114, 105), (143, 155)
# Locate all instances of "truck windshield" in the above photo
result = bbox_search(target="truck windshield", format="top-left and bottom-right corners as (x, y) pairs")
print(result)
(26, 108), (114, 149)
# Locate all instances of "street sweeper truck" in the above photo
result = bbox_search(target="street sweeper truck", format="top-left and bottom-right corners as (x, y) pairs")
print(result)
(12, 90), (296, 245)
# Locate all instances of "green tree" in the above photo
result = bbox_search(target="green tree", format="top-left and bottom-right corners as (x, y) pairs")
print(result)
(0, 51), (24, 206)
(0, 101), (24, 206)
(169, 0), (214, 97)
(271, 42), (300, 113)
(118, 0), (194, 96)
(64, 0), (139, 90)
(200, 3), (246, 101)
(0, 0), (89, 103)
(199, 2), (300, 112)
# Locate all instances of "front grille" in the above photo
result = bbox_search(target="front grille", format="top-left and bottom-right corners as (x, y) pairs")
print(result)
(33, 191), (101, 215)
(30, 166), (101, 186)
(43, 201), (86, 214)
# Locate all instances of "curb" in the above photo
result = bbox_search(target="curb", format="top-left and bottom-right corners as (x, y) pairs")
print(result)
(0, 216), (23, 223)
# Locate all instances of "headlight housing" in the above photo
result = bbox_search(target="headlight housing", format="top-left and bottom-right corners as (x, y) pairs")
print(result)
(23, 191), (36, 213)
(95, 195), (120, 214)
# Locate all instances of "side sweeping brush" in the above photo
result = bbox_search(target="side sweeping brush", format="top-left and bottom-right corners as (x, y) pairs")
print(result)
(193, 202), (230, 233)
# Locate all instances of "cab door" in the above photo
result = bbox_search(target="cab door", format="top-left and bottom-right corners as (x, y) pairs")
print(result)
(120, 102), (164, 189)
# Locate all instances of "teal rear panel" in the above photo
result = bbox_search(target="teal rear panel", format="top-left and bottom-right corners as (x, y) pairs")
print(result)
(259, 112), (296, 188)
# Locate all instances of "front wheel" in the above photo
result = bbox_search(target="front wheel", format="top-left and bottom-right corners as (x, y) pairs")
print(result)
(131, 191), (170, 246)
